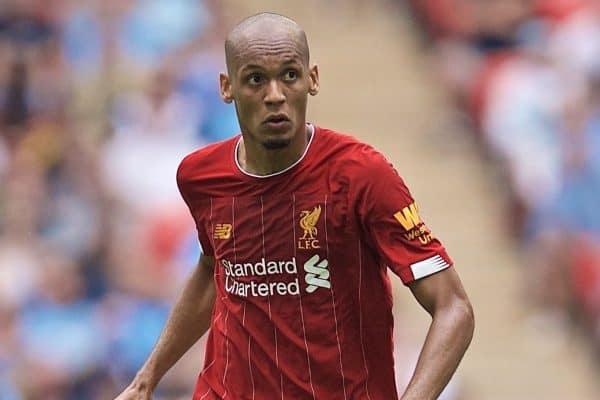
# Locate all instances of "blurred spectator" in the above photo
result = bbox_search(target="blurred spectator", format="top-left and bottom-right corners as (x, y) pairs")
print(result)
(0, 148), (45, 310)
(177, 45), (240, 143)
(406, 0), (600, 361)
(0, 306), (21, 400)
(62, 0), (211, 76)
(2, 54), (28, 131)
(0, 0), (232, 397)
(18, 251), (109, 399)
(480, 49), (566, 219)
(102, 65), (203, 214)
(0, 0), (56, 48)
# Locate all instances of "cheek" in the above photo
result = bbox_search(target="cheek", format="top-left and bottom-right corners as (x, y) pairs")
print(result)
(289, 91), (308, 112)
(290, 81), (310, 103)
(236, 94), (263, 118)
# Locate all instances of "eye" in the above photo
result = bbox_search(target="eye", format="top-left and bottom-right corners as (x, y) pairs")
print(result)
(283, 70), (298, 82)
(247, 73), (264, 85)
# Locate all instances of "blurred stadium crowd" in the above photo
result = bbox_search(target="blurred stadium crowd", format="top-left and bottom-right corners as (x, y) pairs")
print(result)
(0, 0), (239, 398)
(407, 0), (600, 358)
(5, 0), (600, 398)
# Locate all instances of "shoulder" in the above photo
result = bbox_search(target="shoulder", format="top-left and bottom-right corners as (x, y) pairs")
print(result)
(315, 126), (400, 179)
(176, 136), (238, 184)
(315, 126), (365, 151)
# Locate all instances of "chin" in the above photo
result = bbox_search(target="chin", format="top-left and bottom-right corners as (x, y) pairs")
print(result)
(262, 138), (292, 150)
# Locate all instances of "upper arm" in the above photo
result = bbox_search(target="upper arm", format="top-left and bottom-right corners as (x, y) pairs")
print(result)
(198, 254), (216, 272)
(177, 157), (215, 257)
(356, 146), (452, 284)
(196, 254), (216, 285)
(192, 254), (217, 303)
(408, 267), (472, 317)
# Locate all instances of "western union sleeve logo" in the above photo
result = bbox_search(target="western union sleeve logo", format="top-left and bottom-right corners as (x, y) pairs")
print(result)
(394, 203), (434, 245)
(214, 223), (232, 240)
(393, 203), (421, 231)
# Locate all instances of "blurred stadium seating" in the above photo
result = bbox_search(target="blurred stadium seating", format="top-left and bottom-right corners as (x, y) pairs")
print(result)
(2, 0), (600, 399)
(0, 1), (237, 398)
(406, 0), (600, 359)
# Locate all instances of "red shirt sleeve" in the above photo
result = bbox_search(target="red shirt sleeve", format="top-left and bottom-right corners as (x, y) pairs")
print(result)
(176, 156), (215, 257)
(356, 146), (453, 285)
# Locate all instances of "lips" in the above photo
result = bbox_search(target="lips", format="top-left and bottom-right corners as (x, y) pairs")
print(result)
(263, 114), (291, 132)
(264, 114), (290, 124)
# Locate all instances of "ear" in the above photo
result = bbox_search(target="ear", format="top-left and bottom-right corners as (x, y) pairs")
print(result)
(220, 72), (234, 104)
(308, 64), (319, 96)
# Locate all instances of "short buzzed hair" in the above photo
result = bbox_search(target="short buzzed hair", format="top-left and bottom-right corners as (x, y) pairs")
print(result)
(224, 12), (310, 74)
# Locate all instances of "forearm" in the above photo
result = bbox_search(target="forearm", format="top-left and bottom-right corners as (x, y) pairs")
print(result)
(401, 300), (474, 400)
(133, 258), (216, 391)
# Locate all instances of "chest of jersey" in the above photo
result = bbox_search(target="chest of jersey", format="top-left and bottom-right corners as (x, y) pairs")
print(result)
(205, 193), (354, 302)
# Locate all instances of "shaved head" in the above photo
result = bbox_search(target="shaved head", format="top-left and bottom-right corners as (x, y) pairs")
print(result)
(218, 12), (319, 157)
(225, 12), (310, 75)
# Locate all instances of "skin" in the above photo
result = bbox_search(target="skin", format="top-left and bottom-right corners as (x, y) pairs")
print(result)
(220, 13), (319, 175)
(115, 254), (216, 400)
(403, 268), (474, 399)
(115, 12), (474, 400)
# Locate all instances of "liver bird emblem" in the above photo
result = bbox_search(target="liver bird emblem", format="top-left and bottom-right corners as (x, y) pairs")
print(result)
(300, 206), (321, 240)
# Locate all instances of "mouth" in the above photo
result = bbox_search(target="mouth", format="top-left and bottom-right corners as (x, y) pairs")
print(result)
(263, 114), (291, 130)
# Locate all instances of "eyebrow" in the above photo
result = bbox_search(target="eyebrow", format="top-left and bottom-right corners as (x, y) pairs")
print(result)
(280, 58), (302, 65)
(240, 64), (265, 72)
(239, 58), (303, 73)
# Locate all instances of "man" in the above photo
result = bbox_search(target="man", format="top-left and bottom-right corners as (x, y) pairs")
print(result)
(116, 12), (474, 400)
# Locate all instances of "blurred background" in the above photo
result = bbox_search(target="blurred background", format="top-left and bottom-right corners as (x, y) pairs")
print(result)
(1, 0), (600, 399)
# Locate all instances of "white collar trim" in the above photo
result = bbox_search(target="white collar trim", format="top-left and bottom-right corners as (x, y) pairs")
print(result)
(234, 124), (315, 178)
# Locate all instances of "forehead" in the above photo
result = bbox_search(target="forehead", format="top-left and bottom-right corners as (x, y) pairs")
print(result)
(232, 36), (306, 73)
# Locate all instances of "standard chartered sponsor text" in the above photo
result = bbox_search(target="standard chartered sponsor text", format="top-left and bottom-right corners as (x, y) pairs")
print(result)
(222, 258), (300, 297)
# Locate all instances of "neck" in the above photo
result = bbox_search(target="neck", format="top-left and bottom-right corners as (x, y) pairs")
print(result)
(238, 124), (311, 176)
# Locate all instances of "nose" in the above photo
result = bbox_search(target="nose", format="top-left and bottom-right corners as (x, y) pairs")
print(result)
(264, 80), (285, 106)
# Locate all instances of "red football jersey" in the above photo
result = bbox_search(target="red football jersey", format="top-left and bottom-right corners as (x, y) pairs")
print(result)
(177, 125), (453, 400)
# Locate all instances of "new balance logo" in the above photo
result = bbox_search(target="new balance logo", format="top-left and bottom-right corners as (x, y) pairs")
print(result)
(214, 224), (232, 240)
(304, 254), (330, 293)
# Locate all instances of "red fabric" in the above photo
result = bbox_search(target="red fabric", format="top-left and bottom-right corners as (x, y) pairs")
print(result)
(535, 0), (591, 22)
(144, 210), (191, 265)
(410, 0), (475, 37)
(178, 127), (452, 399)
(571, 237), (600, 315)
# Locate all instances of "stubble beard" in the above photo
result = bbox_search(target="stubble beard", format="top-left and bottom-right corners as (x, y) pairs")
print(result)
(262, 138), (292, 150)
